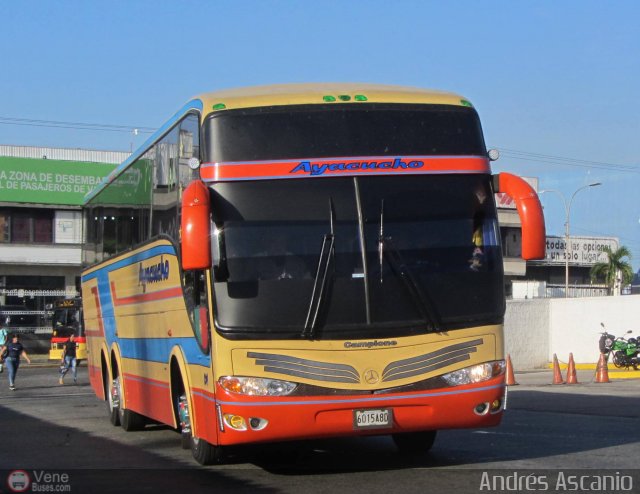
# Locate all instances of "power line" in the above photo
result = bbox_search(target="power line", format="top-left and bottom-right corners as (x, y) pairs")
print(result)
(0, 116), (156, 134)
(1, 114), (638, 174)
(496, 147), (640, 173)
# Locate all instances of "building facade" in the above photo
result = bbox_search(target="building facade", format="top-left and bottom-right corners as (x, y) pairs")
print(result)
(0, 145), (125, 329)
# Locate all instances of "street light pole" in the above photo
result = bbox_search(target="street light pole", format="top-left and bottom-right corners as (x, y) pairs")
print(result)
(540, 182), (601, 297)
(565, 183), (601, 296)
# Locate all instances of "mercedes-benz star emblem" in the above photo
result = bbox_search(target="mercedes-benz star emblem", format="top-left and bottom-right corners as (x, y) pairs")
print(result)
(363, 369), (380, 384)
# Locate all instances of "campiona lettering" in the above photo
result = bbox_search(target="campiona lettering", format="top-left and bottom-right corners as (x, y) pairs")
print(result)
(290, 158), (424, 176)
(139, 256), (170, 289)
(344, 340), (398, 349)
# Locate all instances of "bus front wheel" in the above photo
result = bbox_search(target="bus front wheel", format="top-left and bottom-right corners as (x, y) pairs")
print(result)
(191, 436), (224, 465)
(392, 430), (437, 455)
(119, 406), (146, 431)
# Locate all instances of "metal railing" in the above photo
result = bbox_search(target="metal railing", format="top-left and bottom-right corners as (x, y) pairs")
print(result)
(545, 284), (609, 298)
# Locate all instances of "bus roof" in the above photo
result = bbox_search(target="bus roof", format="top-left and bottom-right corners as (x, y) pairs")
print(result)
(85, 84), (473, 203)
(196, 83), (471, 113)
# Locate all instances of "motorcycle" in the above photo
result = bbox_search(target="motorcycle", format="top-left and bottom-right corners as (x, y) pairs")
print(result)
(598, 323), (639, 370)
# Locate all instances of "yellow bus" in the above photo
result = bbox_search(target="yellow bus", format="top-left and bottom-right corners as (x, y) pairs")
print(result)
(81, 83), (545, 465)
(49, 298), (86, 361)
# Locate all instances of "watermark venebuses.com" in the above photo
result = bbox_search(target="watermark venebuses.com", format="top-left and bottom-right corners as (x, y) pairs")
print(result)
(6, 470), (71, 493)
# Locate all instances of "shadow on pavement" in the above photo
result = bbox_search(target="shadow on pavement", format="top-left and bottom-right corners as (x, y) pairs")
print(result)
(249, 389), (640, 474)
(0, 404), (276, 494)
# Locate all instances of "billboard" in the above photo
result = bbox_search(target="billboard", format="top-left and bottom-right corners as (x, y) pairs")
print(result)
(0, 157), (117, 205)
(532, 235), (619, 266)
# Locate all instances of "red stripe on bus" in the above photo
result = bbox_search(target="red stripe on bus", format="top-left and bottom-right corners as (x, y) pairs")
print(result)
(90, 286), (105, 337)
(110, 281), (183, 306)
(200, 156), (490, 181)
(123, 373), (174, 426)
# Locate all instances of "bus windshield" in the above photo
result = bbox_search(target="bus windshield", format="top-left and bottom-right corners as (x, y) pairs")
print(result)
(52, 308), (81, 332)
(203, 103), (486, 162)
(211, 174), (504, 340)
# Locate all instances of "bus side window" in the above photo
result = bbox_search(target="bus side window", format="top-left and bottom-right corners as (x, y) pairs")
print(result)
(184, 270), (210, 353)
(178, 113), (200, 188)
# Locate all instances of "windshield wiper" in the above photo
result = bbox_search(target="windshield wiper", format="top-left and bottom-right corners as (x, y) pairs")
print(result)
(302, 199), (336, 339)
(377, 202), (440, 332)
(378, 200), (385, 283)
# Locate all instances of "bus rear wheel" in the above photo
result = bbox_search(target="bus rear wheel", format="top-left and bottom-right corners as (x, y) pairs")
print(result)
(392, 430), (437, 455)
(106, 375), (121, 427)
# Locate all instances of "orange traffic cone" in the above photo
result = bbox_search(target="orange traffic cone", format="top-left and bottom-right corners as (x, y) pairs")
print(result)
(505, 354), (518, 386)
(595, 353), (610, 383)
(566, 353), (578, 384)
(552, 354), (564, 384)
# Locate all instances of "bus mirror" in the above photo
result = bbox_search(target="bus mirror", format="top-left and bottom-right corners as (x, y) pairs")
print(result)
(181, 180), (211, 270)
(494, 173), (546, 260)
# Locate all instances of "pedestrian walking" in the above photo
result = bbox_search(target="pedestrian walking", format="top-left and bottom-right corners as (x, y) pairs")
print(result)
(0, 320), (8, 373)
(2, 333), (31, 390)
(59, 333), (78, 385)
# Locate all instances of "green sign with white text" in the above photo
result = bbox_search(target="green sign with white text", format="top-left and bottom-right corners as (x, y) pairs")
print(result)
(0, 157), (117, 205)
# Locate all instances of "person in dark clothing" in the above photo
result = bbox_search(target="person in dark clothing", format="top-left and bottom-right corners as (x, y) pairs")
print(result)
(59, 333), (78, 385)
(1, 334), (32, 391)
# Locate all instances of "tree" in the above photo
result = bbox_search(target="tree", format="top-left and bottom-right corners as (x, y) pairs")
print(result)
(589, 246), (633, 295)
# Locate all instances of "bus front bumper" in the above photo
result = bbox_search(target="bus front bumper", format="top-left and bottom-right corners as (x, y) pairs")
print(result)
(211, 376), (506, 446)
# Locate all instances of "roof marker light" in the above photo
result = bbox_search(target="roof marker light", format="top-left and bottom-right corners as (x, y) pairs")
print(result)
(354, 95), (368, 101)
(461, 100), (473, 107)
(323, 95), (336, 102)
(212, 103), (226, 110)
(338, 95), (351, 101)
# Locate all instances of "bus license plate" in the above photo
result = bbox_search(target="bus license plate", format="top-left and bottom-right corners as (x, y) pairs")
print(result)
(353, 408), (392, 429)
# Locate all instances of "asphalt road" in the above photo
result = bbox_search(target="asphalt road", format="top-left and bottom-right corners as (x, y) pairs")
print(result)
(1, 366), (639, 494)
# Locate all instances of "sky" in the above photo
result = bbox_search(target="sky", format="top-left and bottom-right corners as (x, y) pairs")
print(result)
(1, 1), (639, 270)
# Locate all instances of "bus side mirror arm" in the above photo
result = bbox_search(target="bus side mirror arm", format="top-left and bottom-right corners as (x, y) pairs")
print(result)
(181, 180), (211, 270)
(493, 173), (546, 260)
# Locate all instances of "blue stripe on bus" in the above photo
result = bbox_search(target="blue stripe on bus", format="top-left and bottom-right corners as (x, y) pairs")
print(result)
(119, 337), (210, 367)
(81, 244), (177, 282)
(82, 244), (211, 367)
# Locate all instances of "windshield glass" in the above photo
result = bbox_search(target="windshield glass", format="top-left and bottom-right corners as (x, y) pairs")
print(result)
(204, 103), (485, 162)
(210, 175), (504, 340)
(53, 308), (81, 330)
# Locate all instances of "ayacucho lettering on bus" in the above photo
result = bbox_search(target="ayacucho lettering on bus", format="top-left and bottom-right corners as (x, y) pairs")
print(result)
(290, 158), (424, 176)
(138, 256), (170, 291)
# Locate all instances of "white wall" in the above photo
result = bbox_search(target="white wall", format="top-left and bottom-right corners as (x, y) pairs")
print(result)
(504, 295), (640, 367)
(54, 210), (82, 244)
(504, 299), (549, 369)
(548, 295), (640, 363)
(0, 244), (81, 265)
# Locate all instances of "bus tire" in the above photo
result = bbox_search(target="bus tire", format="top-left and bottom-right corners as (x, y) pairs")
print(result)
(105, 373), (120, 427)
(191, 436), (224, 465)
(392, 430), (437, 455)
(119, 407), (146, 431)
(176, 393), (191, 450)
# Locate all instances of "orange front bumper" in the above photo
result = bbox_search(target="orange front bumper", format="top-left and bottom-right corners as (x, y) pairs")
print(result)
(208, 376), (506, 446)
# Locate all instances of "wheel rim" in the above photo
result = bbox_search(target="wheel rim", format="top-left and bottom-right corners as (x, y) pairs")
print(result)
(178, 394), (191, 435)
(109, 376), (121, 412)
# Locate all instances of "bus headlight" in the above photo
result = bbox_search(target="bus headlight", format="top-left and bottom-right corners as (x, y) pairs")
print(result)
(219, 376), (298, 396)
(442, 361), (505, 386)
